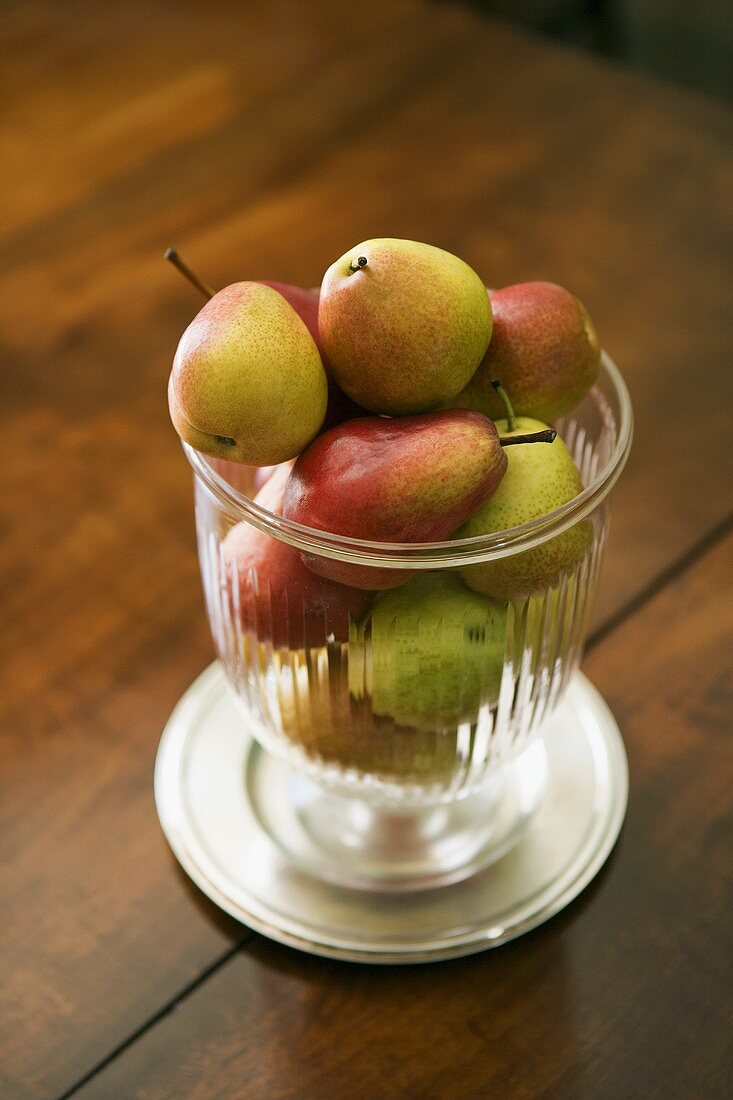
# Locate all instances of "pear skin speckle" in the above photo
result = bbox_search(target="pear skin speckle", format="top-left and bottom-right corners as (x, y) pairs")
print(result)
(319, 239), (492, 415)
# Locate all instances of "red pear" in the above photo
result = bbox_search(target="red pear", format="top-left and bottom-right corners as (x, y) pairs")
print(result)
(282, 410), (508, 590)
(451, 281), (600, 423)
(221, 464), (369, 649)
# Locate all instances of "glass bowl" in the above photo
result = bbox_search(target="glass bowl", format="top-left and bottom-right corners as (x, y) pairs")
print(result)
(183, 351), (632, 889)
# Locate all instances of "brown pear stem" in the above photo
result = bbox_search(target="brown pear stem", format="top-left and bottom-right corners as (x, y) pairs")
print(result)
(165, 248), (215, 300)
(500, 429), (557, 446)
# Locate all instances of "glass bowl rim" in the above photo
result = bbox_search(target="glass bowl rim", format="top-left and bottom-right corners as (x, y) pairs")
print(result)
(184, 350), (633, 568)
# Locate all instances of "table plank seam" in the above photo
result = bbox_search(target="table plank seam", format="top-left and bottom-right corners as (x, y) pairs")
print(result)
(53, 508), (733, 1100)
(586, 511), (733, 652)
(54, 937), (251, 1100)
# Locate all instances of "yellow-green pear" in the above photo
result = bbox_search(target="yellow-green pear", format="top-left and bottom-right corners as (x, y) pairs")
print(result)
(169, 282), (328, 465)
(457, 383), (591, 599)
(319, 239), (492, 415)
(349, 573), (507, 731)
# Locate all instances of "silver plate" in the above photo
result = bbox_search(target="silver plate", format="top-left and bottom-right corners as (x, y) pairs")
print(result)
(155, 663), (627, 963)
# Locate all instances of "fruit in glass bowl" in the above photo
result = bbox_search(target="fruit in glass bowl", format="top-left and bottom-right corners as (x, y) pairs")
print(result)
(166, 240), (610, 788)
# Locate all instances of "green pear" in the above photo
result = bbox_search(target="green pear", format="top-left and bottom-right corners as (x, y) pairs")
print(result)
(457, 384), (591, 599)
(169, 282), (328, 465)
(349, 573), (507, 731)
(319, 239), (492, 415)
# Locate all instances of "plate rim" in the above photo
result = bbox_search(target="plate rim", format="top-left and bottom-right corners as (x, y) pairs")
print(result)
(154, 663), (628, 964)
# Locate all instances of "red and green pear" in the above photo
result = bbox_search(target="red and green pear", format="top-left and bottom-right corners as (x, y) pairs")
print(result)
(260, 280), (366, 430)
(282, 410), (508, 590)
(451, 281), (600, 423)
(319, 239), (493, 415)
(168, 281), (328, 466)
(221, 464), (369, 650)
(259, 280), (322, 349)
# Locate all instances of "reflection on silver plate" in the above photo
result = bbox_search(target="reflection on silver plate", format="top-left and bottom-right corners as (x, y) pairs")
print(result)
(155, 663), (627, 964)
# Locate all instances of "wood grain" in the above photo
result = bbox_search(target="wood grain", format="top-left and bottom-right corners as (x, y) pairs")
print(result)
(75, 533), (733, 1100)
(1, 0), (732, 1096)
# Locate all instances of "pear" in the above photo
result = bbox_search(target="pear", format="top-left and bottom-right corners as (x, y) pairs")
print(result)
(221, 464), (369, 649)
(168, 281), (328, 466)
(319, 238), (492, 415)
(451, 281), (600, 423)
(457, 383), (591, 599)
(258, 280), (323, 352)
(260, 280), (366, 430)
(348, 573), (507, 731)
(282, 410), (508, 590)
(165, 250), (364, 452)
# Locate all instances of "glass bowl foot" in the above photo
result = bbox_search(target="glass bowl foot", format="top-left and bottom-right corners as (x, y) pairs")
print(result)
(249, 741), (547, 892)
(155, 663), (628, 963)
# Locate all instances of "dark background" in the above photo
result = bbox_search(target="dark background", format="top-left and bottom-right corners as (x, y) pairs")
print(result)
(460, 0), (732, 100)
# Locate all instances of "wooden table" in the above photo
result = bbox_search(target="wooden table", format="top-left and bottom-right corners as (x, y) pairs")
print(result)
(2, 1), (732, 1096)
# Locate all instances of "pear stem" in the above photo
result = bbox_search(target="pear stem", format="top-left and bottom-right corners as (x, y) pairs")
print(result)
(499, 429), (557, 446)
(491, 379), (516, 432)
(165, 248), (215, 300)
(348, 256), (368, 273)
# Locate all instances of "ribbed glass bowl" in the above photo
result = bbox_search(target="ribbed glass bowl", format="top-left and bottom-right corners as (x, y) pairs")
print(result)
(182, 352), (631, 888)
